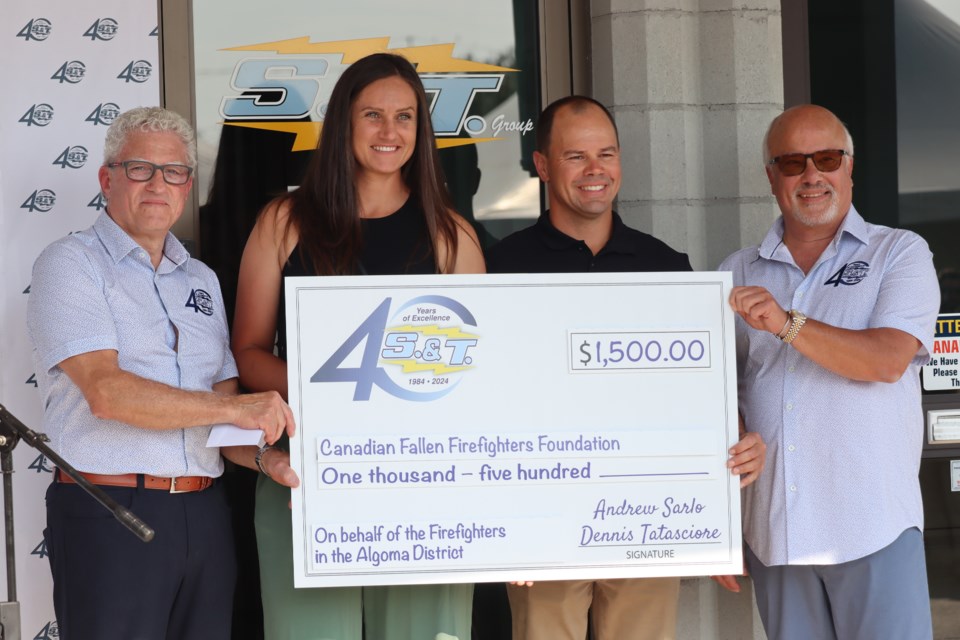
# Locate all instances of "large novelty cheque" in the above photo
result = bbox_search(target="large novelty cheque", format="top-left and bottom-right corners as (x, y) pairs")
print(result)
(286, 272), (741, 587)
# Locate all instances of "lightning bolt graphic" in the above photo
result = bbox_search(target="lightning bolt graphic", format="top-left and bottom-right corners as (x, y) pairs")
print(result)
(380, 359), (472, 375)
(223, 36), (517, 72)
(379, 325), (478, 375)
(223, 121), (497, 152)
(385, 324), (479, 340)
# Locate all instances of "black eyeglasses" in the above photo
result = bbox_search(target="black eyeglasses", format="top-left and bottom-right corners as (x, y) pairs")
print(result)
(106, 160), (194, 185)
(768, 149), (850, 176)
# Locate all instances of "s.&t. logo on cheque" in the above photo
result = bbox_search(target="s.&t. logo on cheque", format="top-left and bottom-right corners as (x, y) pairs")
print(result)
(311, 296), (478, 402)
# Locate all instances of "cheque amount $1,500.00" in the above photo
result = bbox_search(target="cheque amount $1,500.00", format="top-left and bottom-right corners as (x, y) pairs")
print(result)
(570, 331), (711, 371)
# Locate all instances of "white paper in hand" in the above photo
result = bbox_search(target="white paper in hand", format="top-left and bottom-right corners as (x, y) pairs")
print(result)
(205, 424), (265, 448)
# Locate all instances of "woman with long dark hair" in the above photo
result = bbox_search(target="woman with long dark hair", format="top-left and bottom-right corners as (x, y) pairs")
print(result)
(228, 52), (484, 639)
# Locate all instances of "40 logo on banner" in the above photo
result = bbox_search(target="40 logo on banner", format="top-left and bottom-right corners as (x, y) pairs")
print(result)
(52, 146), (88, 169)
(86, 102), (121, 126)
(311, 296), (478, 402)
(21, 189), (56, 213)
(51, 60), (86, 84)
(17, 18), (52, 42)
(19, 104), (54, 127)
(117, 60), (152, 83)
(83, 18), (119, 41)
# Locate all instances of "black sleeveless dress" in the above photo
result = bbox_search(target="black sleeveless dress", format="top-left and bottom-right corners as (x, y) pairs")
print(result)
(276, 196), (436, 360)
(256, 196), (472, 640)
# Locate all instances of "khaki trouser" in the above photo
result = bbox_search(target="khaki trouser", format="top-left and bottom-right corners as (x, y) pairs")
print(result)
(507, 577), (680, 640)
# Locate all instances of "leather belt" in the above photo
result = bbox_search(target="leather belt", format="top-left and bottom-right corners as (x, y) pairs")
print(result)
(56, 470), (213, 493)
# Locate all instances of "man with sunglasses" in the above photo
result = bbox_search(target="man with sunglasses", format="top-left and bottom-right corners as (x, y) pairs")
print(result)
(718, 104), (937, 639)
(27, 106), (295, 639)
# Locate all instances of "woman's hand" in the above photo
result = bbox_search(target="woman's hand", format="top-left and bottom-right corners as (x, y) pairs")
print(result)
(262, 447), (300, 489)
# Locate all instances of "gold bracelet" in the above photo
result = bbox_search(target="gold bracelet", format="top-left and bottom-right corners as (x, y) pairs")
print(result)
(782, 310), (807, 344)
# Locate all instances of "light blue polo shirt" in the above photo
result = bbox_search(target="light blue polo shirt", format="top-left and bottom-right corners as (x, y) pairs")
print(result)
(720, 206), (939, 566)
(27, 212), (238, 477)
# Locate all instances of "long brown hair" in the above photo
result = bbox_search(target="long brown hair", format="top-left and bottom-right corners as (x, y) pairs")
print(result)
(279, 52), (459, 274)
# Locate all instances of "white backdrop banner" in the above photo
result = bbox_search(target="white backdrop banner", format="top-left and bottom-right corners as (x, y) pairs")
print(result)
(0, 3), (159, 636)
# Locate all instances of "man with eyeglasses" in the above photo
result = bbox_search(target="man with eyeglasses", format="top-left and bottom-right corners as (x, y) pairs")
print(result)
(27, 106), (295, 639)
(717, 104), (937, 639)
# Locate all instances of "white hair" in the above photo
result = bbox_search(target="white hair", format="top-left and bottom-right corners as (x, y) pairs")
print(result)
(102, 106), (196, 167)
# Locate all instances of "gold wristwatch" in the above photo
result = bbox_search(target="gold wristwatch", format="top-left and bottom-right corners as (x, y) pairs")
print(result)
(781, 309), (807, 344)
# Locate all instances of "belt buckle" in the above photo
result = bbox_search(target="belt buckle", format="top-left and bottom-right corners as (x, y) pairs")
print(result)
(169, 476), (188, 494)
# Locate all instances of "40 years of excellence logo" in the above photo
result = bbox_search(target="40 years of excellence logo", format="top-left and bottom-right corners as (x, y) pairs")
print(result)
(311, 296), (478, 402)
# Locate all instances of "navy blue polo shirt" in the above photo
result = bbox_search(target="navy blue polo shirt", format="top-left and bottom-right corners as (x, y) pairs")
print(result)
(485, 211), (692, 274)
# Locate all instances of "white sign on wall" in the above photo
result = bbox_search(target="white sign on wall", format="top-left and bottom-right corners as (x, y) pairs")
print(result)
(922, 314), (960, 391)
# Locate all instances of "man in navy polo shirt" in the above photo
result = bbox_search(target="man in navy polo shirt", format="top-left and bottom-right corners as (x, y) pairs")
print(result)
(487, 95), (767, 640)
(719, 104), (937, 639)
(27, 106), (294, 639)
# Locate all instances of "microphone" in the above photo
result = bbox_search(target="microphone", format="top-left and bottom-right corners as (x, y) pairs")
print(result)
(115, 508), (155, 543)
(0, 403), (155, 542)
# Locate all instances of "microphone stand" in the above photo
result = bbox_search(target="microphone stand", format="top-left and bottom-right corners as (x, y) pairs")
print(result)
(0, 404), (155, 640)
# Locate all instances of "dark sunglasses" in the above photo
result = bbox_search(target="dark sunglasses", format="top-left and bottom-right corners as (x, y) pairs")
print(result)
(768, 149), (850, 176)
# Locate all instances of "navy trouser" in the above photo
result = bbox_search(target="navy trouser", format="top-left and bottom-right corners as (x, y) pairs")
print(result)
(45, 478), (237, 640)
